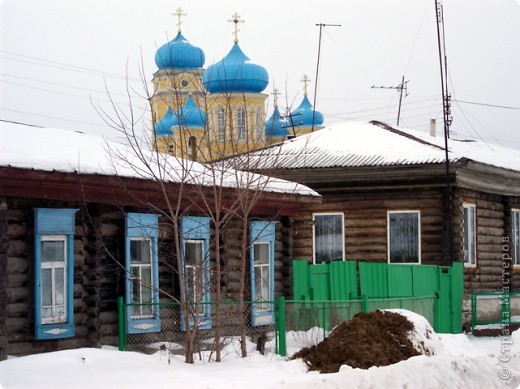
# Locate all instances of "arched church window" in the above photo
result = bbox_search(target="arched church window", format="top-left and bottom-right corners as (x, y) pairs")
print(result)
(237, 107), (246, 141)
(217, 108), (225, 142)
(254, 108), (262, 141)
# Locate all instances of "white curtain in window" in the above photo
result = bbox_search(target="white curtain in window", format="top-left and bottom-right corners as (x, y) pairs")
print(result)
(314, 214), (343, 264)
(389, 212), (419, 263)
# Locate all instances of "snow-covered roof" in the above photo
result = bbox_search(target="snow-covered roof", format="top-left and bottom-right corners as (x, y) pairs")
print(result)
(249, 121), (520, 172)
(0, 121), (319, 197)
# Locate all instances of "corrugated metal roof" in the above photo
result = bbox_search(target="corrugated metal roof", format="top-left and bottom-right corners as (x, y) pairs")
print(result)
(249, 121), (520, 172)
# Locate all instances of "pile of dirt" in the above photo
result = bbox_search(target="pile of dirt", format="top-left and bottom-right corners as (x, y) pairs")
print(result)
(291, 310), (421, 373)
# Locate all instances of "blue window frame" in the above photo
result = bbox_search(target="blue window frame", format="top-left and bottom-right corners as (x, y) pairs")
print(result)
(34, 208), (77, 340)
(125, 213), (160, 334)
(249, 221), (276, 326)
(180, 216), (211, 330)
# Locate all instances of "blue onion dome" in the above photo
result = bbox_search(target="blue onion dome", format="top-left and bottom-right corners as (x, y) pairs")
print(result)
(155, 107), (176, 136)
(155, 32), (205, 70)
(291, 95), (324, 126)
(203, 43), (269, 93)
(174, 96), (206, 128)
(265, 106), (289, 137)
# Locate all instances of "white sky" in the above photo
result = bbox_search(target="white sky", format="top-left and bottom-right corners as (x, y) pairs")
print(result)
(1, 0), (519, 149)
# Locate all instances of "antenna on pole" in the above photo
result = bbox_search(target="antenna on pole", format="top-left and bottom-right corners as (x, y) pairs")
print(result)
(312, 23), (341, 132)
(371, 76), (409, 126)
(435, 0), (453, 266)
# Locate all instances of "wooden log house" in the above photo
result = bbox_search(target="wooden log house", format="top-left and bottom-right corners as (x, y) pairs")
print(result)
(249, 120), (520, 326)
(0, 122), (319, 359)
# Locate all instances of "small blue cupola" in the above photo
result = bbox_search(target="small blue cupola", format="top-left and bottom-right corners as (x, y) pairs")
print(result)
(265, 106), (289, 138)
(155, 107), (176, 136)
(155, 32), (205, 70)
(291, 95), (324, 127)
(203, 43), (269, 94)
(174, 96), (207, 128)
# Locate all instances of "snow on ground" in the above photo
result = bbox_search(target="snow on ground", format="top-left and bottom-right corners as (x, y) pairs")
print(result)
(0, 310), (519, 389)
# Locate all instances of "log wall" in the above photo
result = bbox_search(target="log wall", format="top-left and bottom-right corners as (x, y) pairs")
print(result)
(292, 188), (450, 266)
(455, 189), (520, 293)
(0, 199), (8, 360)
(0, 197), (293, 359)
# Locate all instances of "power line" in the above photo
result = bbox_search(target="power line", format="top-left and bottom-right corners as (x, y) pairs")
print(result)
(0, 118), (44, 128)
(312, 23), (341, 132)
(452, 99), (520, 110)
(0, 107), (107, 127)
(0, 79), (150, 110)
(0, 49), (149, 84)
(1, 73), (138, 98)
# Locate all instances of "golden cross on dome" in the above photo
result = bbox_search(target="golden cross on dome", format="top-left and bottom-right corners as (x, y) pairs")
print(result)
(228, 12), (244, 43)
(272, 88), (281, 107)
(301, 75), (311, 97)
(173, 7), (187, 33)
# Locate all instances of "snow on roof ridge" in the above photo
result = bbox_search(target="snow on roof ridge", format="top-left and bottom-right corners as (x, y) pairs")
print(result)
(251, 120), (520, 172)
(0, 121), (319, 197)
(392, 122), (520, 172)
(369, 120), (445, 151)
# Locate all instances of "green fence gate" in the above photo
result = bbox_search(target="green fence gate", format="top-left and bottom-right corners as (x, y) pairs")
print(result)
(293, 260), (463, 333)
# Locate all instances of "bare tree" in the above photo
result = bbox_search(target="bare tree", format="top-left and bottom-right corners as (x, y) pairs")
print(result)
(94, 58), (313, 363)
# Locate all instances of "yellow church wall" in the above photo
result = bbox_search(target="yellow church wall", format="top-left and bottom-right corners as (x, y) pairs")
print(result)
(151, 69), (205, 121)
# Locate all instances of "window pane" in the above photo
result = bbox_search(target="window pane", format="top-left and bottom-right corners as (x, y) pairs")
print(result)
(254, 266), (270, 309)
(254, 243), (269, 264)
(314, 214), (343, 263)
(186, 266), (195, 301)
(55, 268), (65, 305)
(42, 307), (52, 320)
(42, 269), (52, 306)
(186, 265), (204, 315)
(463, 205), (476, 264)
(389, 212), (420, 263)
(141, 266), (153, 316)
(142, 268), (152, 300)
(185, 241), (203, 266)
(130, 267), (140, 305)
(237, 108), (246, 140)
(217, 108), (225, 141)
(42, 240), (65, 262)
(130, 240), (151, 264)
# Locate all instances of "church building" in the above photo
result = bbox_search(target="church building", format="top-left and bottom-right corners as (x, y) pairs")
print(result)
(150, 9), (324, 161)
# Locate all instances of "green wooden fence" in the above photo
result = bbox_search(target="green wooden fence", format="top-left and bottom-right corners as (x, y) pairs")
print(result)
(293, 260), (463, 333)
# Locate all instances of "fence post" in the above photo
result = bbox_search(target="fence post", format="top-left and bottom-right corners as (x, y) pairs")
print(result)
(362, 295), (368, 313)
(117, 296), (126, 351)
(276, 296), (287, 357)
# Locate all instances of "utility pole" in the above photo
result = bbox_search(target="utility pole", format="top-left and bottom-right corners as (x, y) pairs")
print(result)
(312, 23), (341, 132)
(435, 0), (454, 266)
(371, 76), (409, 126)
(282, 111), (302, 138)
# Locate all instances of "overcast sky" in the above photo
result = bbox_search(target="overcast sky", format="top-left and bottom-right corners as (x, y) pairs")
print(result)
(1, 0), (519, 150)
